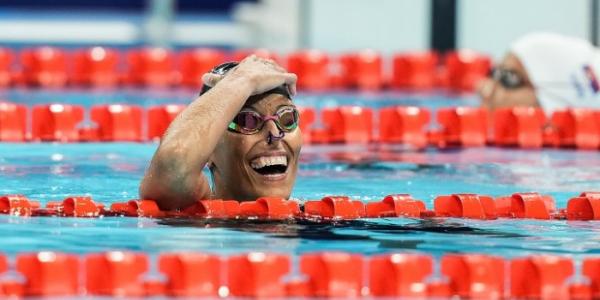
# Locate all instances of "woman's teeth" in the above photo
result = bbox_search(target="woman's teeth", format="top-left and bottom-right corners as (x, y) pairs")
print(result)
(250, 156), (288, 169)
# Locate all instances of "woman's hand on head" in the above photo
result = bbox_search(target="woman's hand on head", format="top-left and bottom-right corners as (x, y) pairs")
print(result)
(202, 55), (297, 97)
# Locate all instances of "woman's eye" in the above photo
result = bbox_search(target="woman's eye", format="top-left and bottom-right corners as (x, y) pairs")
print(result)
(280, 112), (297, 127)
(243, 114), (259, 128)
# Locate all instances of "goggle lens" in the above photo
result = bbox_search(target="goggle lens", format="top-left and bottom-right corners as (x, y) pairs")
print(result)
(277, 107), (299, 130)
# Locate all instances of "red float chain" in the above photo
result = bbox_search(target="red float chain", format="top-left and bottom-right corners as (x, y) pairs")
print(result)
(1, 192), (599, 221)
(0, 46), (489, 91)
(392, 51), (439, 90)
(2, 102), (599, 149)
(1, 250), (600, 298)
(72, 47), (120, 87)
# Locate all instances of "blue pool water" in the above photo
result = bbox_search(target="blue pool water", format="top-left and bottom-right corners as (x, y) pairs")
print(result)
(0, 89), (599, 263)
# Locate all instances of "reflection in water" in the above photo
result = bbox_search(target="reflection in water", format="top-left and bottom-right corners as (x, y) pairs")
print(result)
(158, 217), (526, 252)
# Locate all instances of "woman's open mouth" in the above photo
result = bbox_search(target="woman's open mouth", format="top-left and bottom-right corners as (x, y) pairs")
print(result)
(249, 155), (288, 180)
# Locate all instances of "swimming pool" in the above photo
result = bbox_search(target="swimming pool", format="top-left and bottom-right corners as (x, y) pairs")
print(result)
(1, 88), (600, 297)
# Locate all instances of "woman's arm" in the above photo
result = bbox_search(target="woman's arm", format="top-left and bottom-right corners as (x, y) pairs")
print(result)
(140, 56), (297, 210)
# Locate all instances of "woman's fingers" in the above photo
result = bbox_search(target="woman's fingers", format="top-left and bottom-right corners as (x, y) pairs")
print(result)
(281, 73), (297, 97)
(252, 72), (297, 96)
(282, 72), (297, 85)
(264, 59), (287, 72)
(204, 55), (297, 96)
(272, 64), (287, 73)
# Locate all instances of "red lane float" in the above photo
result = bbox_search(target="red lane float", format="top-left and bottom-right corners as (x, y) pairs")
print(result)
(228, 253), (290, 297)
(0, 46), (499, 91)
(239, 197), (300, 219)
(182, 199), (241, 218)
(0, 48), (13, 87)
(339, 50), (383, 91)
(426, 280), (452, 298)
(0, 254), (5, 273)
(392, 51), (438, 90)
(319, 106), (373, 143)
(0, 258), (17, 296)
(158, 253), (221, 297)
(583, 258), (600, 298)
(85, 252), (149, 296)
(543, 126), (562, 147)
(551, 108), (600, 150)
(304, 196), (365, 219)
(493, 107), (546, 148)
(3, 103), (600, 148)
(369, 253), (432, 297)
(287, 50), (331, 91)
(366, 194), (427, 218)
(20, 47), (68, 87)
(72, 47), (119, 87)
(90, 104), (143, 141)
(126, 48), (176, 87)
(147, 104), (186, 140)
(567, 192), (600, 220)
(0, 102), (27, 141)
(179, 48), (226, 87)
(3, 251), (600, 298)
(61, 196), (103, 217)
(77, 125), (100, 142)
(0, 195), (37, 216)
(127, 199), (163, 217)
(441, 254), (504, 298)
(434, 107), (488, 147)
(16, 252), (79, 296)
(510, 255), (573, 299)
(1, 283), (25, 297)
(2, 192), (600, 222)
(299, 252), (363, 297)
(285, 278), (312, 297)
(32, 104), (84, 142)
(434, 194), (497, 220)
(110, 199), (163, 218)
(379, 106), (430, 148)
(495, 192), (556, 219)
(443, 50), (491, 92)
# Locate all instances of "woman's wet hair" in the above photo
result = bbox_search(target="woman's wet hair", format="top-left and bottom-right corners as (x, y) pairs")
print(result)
(199, 61), (292, 99)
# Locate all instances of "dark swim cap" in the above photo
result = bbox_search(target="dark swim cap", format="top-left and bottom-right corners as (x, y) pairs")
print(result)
(199, 61), (292, 99)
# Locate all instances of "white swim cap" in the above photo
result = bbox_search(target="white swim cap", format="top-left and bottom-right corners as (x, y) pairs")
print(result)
(510, 32), (600, 113)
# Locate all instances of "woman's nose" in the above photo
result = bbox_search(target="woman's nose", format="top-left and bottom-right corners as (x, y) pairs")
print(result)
(262, 119), (284, 144)
(477, 78), (498, 110)
(262, 119), (280, 134)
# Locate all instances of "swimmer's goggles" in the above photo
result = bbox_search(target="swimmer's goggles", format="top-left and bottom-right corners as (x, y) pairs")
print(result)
(228, 106), (299, 135)
(489, 68), (525, 89)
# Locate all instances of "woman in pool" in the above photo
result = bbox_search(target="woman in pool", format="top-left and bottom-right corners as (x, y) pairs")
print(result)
(478, 32), (600, 113)
(140, 55), (301, 210)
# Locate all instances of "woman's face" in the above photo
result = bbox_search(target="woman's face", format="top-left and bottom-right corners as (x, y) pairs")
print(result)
(210, 93), (302, 201)
(478, 53), (539, 110)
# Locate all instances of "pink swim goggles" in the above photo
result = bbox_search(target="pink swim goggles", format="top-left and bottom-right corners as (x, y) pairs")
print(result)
(227, 106), (299, 135)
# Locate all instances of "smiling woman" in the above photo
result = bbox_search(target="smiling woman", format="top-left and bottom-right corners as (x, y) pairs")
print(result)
(139, 55), (300, 210)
